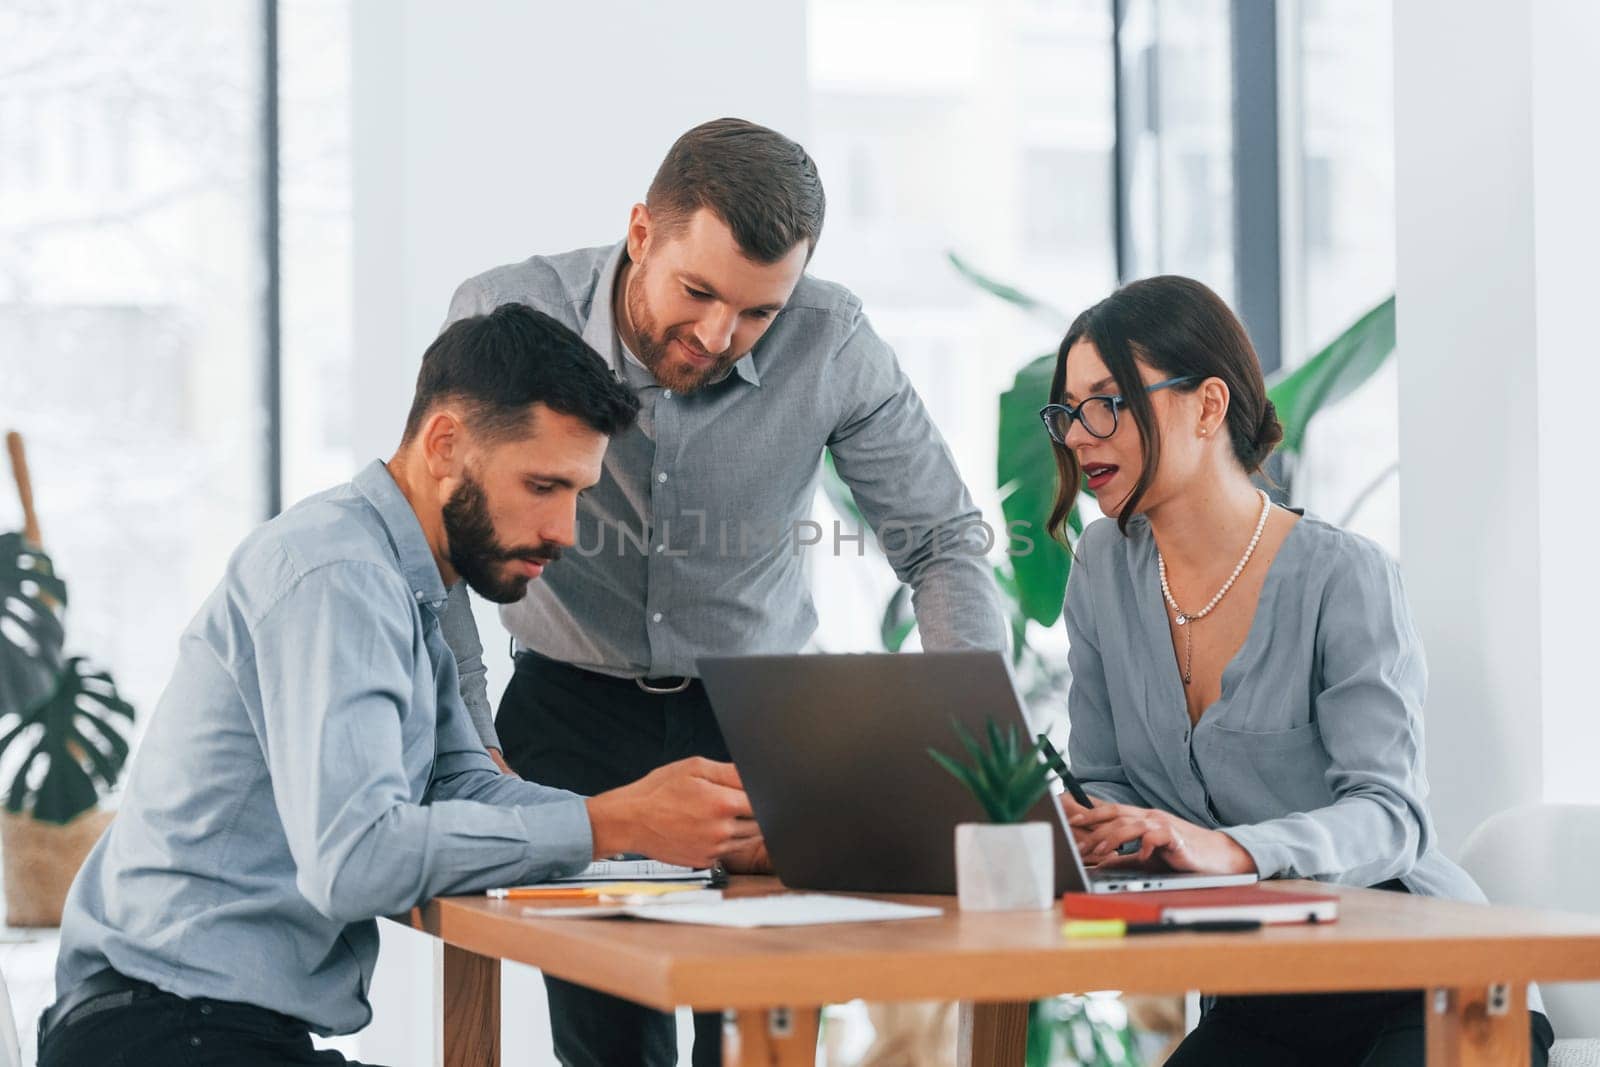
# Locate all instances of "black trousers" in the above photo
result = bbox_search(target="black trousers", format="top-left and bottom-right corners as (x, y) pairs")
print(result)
(1166, 881), (1556, 1066)
(1165, 990), (1555, 1066)
(497, 651), (730, 1067)
(38, 981), (386, 1067)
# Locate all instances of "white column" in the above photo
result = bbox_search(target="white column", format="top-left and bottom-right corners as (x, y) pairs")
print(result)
(1527, 2), (1600, 808)
(349, 3), (809, 1063)
(1394, 0), (1600, 855)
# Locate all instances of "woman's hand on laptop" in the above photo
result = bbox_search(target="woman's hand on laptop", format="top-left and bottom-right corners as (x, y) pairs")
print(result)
(585, 757), (762, 869)
(1059, 793), (1099, 853)
(1067, 801), (1258, 876)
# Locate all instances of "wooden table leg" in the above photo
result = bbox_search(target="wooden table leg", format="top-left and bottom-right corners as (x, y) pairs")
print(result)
(957, 1001), (1029, 1067)
(442, 942), (500, 1067)
(722, 1006), (821, 1066)
(1425, 983), (1528, 1067)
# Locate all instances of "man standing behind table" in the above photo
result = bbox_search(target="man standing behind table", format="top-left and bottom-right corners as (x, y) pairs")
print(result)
(439, 118), (1006, 1066)
(40, 304), (760, 1067)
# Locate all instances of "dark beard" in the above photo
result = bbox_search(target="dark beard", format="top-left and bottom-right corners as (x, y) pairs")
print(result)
(625, 260), (738, 393)
(441, 474), (562, 604)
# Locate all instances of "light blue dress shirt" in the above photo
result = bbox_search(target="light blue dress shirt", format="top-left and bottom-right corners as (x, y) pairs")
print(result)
(54, 460), (593, 1035)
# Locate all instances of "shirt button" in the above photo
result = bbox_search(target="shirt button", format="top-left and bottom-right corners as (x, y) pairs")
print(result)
(190, 1036), (203, 1047)
(413, 590), (424, 602)
(657, 472), (668, 483)
(200, 1004), (213, 1016)
(662, 389), (673, 399)
(656, 544), (666, 553)
(652, 612), (663, 623)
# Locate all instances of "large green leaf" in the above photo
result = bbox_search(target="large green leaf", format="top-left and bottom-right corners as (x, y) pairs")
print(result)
(0, 656), (134, 823)
(947, 253), (1071, 331)
(0, 532), (68, 718)
(1266, 295), (1396, 455)
(878, 585), (916, 652)
(998, 353), (1076, 626)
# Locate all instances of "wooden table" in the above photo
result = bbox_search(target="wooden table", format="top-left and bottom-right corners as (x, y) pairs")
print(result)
(399, 878), (1600, 1066)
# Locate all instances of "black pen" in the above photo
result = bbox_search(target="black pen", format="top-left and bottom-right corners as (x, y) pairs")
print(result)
(1063, 918), (1263, 938)
(1039, 736), (1142, 856)
(1038, 737), (1093, 807)
(1127, 920), (1261, 935)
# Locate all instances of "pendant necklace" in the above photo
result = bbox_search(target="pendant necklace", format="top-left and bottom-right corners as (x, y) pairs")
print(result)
(1157, 489), (1272, 686)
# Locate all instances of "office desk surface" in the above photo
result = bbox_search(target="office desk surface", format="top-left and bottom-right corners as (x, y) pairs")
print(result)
(401, 876), (1600, 1066)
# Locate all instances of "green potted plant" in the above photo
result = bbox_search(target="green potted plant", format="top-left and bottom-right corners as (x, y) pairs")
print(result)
(0, 432), (133, 926)
(929, 719), (1053, 911)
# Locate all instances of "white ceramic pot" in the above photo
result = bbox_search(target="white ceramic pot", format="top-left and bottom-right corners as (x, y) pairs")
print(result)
(954, 821), (1054, 912)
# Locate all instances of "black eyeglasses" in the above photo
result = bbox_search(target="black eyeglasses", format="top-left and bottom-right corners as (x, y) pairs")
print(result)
(1038, 376), (1198, 444)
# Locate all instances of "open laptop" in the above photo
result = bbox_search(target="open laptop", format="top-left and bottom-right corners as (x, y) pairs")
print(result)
(697, 650), (1257, 896)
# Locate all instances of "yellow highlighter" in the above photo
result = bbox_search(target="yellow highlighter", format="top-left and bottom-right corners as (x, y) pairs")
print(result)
(1063, 919), (1132, 939)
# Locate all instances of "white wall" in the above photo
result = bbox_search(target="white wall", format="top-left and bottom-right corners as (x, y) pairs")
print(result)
(348, 3), (808, 1062)
(1527, 2), (1600, 810)
(1393, 0), (1600, 856)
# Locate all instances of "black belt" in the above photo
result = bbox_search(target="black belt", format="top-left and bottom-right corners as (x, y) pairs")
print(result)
(39, 968), (161, 1044)
(515, 649), (698, 696)
(40, 967), (311, 1046)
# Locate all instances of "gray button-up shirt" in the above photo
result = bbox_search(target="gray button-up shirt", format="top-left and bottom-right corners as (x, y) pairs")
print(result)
(441, 242), (1006, 749)
(55, 461), (593, 1035)
(1064, 509), (1485, 900)
(1063, 509), (1546, 1013)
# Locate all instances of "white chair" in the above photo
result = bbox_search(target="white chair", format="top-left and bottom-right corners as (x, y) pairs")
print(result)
(0, 965), (20, 1067)
(1459, 803), (1600, 1064)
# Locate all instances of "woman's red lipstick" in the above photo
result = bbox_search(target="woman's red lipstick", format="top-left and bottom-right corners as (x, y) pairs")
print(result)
(1084, 464), (1119, 491)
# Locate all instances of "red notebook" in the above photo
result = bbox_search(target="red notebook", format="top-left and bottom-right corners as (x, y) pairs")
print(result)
(1062, 885), (1339, 925)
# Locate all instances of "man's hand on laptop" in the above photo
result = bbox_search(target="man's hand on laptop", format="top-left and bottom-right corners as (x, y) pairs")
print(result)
(1065, 799), (1258, 876)
(585, 757), (761, 869)
(719, 834), (772, 876)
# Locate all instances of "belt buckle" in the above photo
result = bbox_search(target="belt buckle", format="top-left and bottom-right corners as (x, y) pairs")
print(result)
(635, 676), (691, 695)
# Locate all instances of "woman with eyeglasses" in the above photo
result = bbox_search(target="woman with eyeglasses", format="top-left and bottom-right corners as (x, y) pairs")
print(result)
(1044, 276), (1553, 1065)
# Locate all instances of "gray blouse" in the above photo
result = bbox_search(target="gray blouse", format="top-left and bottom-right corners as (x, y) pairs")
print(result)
(1063, 508), (1486, 903)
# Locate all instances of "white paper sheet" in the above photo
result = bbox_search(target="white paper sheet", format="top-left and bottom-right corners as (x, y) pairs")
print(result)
(525, 893), (943, 928)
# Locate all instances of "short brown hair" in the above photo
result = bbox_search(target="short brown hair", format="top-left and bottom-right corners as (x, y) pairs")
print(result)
(1046, 276), (1284, 541)
(646, 118), (826, 263)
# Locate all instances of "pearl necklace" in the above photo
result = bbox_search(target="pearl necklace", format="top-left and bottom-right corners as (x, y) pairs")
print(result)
(1157, 489), (1273, 686)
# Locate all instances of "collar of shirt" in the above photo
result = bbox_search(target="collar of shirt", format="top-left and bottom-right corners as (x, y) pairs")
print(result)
(584, 240), (762, 390)
(615, 337), (659, 391)
(353, 459), (450, 609)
